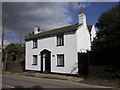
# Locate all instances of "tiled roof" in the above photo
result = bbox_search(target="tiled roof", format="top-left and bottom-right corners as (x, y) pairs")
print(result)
(25, 24), (93, 41)
(25, 24), (81, 41)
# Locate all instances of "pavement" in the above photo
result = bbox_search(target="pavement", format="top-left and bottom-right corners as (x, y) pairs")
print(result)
(3, 71), (84, 83)
(2, 72), (119, 89)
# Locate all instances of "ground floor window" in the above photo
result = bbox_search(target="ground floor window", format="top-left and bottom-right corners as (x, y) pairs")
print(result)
(33, 55), (37, 65)
(57, 54), (64, 67)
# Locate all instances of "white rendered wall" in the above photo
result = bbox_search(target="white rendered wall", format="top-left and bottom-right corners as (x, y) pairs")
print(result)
(77, 12), (91, 52)
(25, 31), (78, 74)
(76, 25), (91, 52)
(25, 41), (41, 71)
(91, 25), (96, 42)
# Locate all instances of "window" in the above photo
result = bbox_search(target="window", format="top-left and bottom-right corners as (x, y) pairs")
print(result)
(57, 54), (64, 67)
(33, 39), (37, 48)
(33, 55), (37, 65)
(57, 34), (64, 46)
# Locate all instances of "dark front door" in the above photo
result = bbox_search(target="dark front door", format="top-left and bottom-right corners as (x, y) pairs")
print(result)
(40, 49), (51, 73)
(78, 52), (89, 75)
(44, 51), (51, 73)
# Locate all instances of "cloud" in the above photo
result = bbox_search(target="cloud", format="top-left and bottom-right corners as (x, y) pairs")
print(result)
(2, 2), (72, 42)
(71, 2), (90, 9)
(0, 3), (71, 46)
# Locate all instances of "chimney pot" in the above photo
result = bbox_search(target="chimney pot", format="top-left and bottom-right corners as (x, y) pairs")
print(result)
(34, 26), (41, 34)
(80, 11), (84, 14)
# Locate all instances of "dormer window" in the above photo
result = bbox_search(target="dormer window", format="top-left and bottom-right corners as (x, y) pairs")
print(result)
(57, 34), (64, 46)
(33, 39), (37, 48)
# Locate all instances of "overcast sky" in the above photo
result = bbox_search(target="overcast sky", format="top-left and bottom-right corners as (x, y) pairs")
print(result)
(1, 2), (118, 45)
(2, 2), (73, 44)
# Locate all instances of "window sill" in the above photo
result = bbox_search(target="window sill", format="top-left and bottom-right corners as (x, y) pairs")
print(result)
(33, 47), (37, 49)
(32, 64), (37, 65)
(56, 45), (64, 47)
(56, 65), (64, 67)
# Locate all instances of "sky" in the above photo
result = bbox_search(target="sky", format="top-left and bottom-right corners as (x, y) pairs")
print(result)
(0, 2), (119, 45)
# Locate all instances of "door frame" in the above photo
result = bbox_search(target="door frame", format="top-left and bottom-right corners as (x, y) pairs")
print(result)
(40, 49), (51, 73)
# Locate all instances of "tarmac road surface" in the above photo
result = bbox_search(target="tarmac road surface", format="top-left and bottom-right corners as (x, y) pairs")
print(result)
(2, 74), (116, 90)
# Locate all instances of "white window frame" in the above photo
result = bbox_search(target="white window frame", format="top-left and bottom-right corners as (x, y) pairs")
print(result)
(56, 34), (64, 46)
(33, 39), (37, 48)
(57, 54), (64, 67)
(33, 55), (37, 65)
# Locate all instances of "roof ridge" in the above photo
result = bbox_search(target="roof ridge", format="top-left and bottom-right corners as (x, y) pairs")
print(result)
(25, 23), (81, 41)
(41, 23), (79, 33)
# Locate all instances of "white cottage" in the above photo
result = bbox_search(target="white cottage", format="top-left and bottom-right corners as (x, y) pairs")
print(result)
(25, 12), (96, 75)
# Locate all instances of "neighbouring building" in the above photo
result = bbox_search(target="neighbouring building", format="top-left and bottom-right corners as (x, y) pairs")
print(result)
(25, 12), (96, 75)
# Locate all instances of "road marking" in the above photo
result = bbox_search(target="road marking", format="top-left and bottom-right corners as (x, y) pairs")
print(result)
(0, 84), (15, 88)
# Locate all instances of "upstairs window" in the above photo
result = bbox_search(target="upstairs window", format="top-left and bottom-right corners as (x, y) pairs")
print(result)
(57, 34), (64, 46)
(57, 54), (64, 67)
(33, 55), (37, 65)
(33, 39), (37, 48)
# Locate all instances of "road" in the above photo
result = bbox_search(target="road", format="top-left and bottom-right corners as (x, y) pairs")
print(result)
(2, 74), (115, 89)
